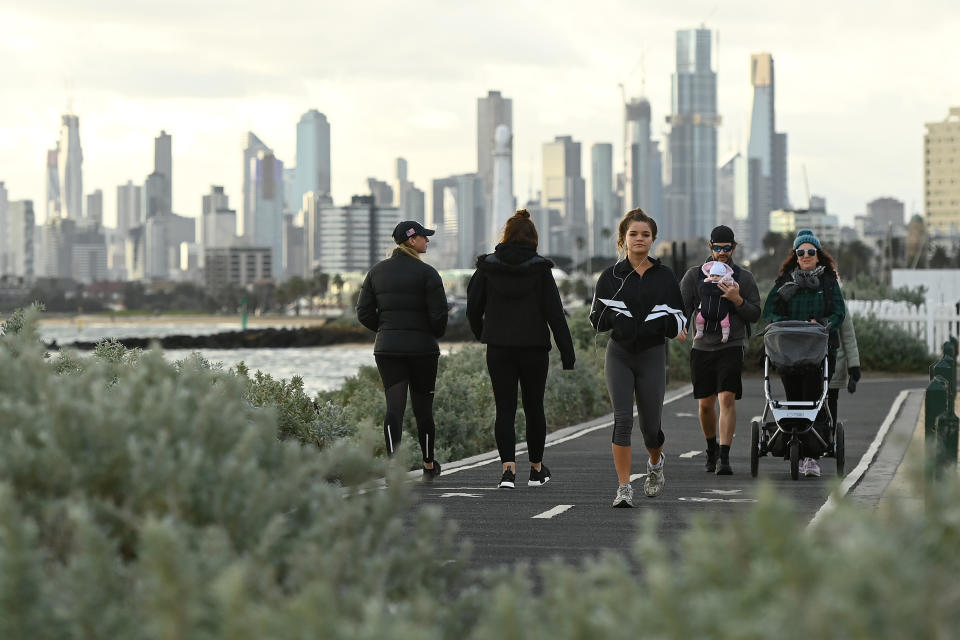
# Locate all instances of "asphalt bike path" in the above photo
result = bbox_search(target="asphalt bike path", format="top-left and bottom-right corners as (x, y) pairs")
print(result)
(409, 375), (926, 570)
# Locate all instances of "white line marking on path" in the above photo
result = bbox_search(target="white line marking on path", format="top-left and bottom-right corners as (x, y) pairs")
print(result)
(440, 493), (483, 498)
(532, 504), (574, 519)
(679, 497), (757, 503)
(676, 412), (697, 418)
(679, 450), (701, 458)
(442, 387), (693, 477)
(704, 489), (742, 495)
(808, 389), (912, 530)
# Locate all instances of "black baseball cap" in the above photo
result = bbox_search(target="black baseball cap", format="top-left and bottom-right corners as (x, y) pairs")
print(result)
(710, 225), (736, 244)
(392, 220), (435, 244)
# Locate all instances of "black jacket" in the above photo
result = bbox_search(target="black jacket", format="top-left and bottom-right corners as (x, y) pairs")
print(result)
(589, 257), (685, 353)
(466, 243), (575, 369)
(356, 249), (449, 356)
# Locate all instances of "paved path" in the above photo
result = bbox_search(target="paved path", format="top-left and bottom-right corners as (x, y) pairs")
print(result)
(409, 374), (927, 571)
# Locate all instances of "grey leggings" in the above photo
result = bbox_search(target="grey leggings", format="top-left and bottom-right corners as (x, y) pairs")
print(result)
(605, 339), (667, 448)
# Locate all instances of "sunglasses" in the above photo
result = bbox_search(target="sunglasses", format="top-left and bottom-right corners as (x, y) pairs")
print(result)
(711, 244), (734, 253)
(795, 248), (818, 257)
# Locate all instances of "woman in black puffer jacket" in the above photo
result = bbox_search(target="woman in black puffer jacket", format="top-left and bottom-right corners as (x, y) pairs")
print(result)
(356, 220), (449, 480)
(466, 209), (575, 490)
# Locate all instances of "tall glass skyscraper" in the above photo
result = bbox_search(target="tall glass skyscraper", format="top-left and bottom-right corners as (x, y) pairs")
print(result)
(294, 110), (331, 212)
(58, 114), (83, 220)
(477, 90), (513, 218)
(666, 28), (719, 241)
(591, 143), (615, 258)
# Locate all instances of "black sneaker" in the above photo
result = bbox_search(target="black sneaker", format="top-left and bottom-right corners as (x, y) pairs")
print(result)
(498, 469), (516, 489)
(528, 464), (551, 487)
(716, 460), (733, 475)
(422, 461), (441, 482)
(705, 448), (718, 473)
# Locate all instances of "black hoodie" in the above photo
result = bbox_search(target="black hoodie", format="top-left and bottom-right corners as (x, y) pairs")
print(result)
(466, 243), (575, 369)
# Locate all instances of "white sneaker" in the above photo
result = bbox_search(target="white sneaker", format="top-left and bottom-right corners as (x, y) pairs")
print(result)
(643, 455), (665, 497)
(612, 483), (634, 508)
(800, 457), (822, 477)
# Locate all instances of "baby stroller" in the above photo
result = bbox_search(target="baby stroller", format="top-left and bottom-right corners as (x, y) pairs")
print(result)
(750, 320), (845, 480)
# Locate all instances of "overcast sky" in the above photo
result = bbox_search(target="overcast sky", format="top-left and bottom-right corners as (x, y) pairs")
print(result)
(1, 0), (957, 229)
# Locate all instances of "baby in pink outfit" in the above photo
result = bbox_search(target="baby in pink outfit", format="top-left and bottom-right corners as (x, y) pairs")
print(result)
(695, 261), (735, 342)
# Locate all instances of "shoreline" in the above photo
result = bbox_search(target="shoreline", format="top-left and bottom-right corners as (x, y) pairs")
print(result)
(36, 313), (334, 328)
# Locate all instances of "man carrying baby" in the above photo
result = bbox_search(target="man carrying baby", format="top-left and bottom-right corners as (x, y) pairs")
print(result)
(678, 225), (762, 475)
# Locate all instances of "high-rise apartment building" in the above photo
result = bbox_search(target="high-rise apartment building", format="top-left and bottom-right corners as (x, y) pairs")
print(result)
(86, 189), (103, 226)
(745, 53), (789, 252)
(924, 107), (960, 234)
(313, 195), (402, 272)
(294, 110), (332, 208)
(116, 181), (142, 233)
(58, 114), (83, 220)
(200, 185), (236, 249)
(666, 28), (720, 241)
(45, 147), (60, 221)
(7, 201), (34, 281)
(591, 143), (616, 257)
(395, 157), (426, 225)
(367, 178), (394, 206)
(431, 174), (484, 269)
(249, 149), (285, 278)
(154, 130), (172, 215)
(866, 197), (905, 230)
(204, 246), (272, 290)
(241, 132), (270, 239)
(477, 91), (513, 220)
(542, 135), (587, 260)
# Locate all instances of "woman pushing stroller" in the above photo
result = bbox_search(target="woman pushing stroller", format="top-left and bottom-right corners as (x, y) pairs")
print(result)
(762, 229), (846, 477)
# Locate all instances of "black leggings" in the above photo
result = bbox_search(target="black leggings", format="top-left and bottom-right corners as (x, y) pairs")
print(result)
(375, 354), (439, 462)
(779, 351), (836, 458)
(486, 346), (549, 464)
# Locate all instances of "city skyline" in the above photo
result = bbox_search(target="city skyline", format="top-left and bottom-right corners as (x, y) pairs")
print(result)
(1, 1), (957, 230)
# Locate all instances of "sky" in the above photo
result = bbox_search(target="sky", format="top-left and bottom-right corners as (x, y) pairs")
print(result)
(1, 0), (957, 230)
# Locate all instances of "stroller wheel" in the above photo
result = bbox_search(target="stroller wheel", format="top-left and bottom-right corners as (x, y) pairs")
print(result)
(789, 441), (800, 481)
(750, 420), (760, 478)
(836, 421), (846, 477)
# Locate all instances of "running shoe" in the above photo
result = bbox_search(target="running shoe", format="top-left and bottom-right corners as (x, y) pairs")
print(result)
(422, 461), (441, 481)
(528, 464), (551, 487)
(643, 456), (665, 497)
(800, 457), (821, 477)
(498, 469), (516, 489)
(612, 483), (634, 508)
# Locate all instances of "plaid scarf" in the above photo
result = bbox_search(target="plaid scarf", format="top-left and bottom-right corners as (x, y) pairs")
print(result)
(777, 266), (826, 302)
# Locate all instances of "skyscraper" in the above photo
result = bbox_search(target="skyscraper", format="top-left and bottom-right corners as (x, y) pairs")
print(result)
(58, 114), (83, 220)
(154, 130), (172, 215)
(431, 173), (484, 269)
(7, 201), (34, 281)
(200, 185), (236, 249)
(666, 28), (720, 241)
(591, 143), (616, 258)
(116, 180), (142, 233)
(490, 124), (514, 245)
(924, 107), (960, 234)
(45, 147), (60, 222)
(542, 135), (587, 260)
(624, 98), (653, 212)
(294, 109), (331, 209)
(395, 157), (425, 225)
(241, 132), (270, 239)
(86, 189), (103, 226)
(477, 90), (513, 226)
(249, 149), (285, 278)
(746, 53), (789, 251)
(0, 182), (8, 274)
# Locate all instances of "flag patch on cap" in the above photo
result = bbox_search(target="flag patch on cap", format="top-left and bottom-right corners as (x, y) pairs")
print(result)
(406, 228), (416, 237)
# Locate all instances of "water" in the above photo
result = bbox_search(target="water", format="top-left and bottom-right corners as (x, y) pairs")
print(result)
(36, 320), (375, 396)
(162, 345), (376, 396)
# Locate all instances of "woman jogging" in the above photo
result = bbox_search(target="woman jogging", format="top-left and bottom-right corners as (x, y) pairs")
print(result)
(466, 209), (575, 489)
(590, 208), (685, 507)
(356, 220), (449, 480)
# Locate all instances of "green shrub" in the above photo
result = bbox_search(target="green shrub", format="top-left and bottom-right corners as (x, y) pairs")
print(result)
(851, 313), (932, 371)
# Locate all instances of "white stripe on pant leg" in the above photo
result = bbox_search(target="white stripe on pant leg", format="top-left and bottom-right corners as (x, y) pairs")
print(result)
(387, 425), (394, 454)
(426, 434), (429, 460)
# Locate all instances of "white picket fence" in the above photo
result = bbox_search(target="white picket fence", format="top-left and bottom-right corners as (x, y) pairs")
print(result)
(846, 299), (960, 354)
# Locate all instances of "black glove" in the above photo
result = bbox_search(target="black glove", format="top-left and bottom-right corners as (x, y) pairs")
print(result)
(848, 366), (861, 382)
(562, 353), (576, 370)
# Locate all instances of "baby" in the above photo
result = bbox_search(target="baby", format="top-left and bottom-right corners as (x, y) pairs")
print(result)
(695, 261), (735, 342)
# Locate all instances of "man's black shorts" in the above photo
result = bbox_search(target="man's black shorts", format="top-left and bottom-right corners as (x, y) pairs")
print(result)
(691, 347), (744, 399)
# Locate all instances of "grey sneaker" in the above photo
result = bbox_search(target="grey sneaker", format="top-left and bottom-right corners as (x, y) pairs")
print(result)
(643, 455), (665, 497)
(612, 483), (634, 508)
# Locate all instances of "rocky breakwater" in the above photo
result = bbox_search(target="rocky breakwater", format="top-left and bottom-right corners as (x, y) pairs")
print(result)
(47, 324), (374, 351)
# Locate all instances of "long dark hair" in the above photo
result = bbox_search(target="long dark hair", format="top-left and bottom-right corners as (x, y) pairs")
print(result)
(500, 209), (538, 248)
(779, 246), (838, 279)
